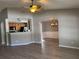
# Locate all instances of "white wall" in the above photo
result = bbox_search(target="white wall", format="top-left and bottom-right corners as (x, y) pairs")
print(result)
(42, 21), (51, 32)
(7, 8), (33, 19)
(43, 31), (58, 39)
(9, 32), (32, 46)
(0, 12), (1, 45)
(0, 28), (1, 45)
(33, 9), (79, 48)
(0, 8), (8, 45)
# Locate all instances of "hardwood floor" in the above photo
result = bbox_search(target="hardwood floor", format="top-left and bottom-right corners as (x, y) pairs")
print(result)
(0, 38), (79, 59)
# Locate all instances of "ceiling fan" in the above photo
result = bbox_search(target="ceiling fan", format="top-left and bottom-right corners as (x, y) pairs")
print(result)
(21, 0), (48, 13)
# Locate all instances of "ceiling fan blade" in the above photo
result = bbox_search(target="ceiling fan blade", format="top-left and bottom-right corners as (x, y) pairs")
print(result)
(38, 0), (48, 4)
(21, 0), (31, 3)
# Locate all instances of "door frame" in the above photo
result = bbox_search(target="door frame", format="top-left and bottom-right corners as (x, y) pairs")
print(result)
(39, 19), (59, 43)
(39, 22), (43, 43)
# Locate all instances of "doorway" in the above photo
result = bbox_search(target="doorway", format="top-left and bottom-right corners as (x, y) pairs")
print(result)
(40, 19), (59, 47)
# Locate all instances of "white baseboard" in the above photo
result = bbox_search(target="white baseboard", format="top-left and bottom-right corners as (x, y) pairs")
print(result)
(34, 41), (41, 44)
(59, 45), (79, 49)
(10, 41), (41, 46)
(10, 42), (34, 46)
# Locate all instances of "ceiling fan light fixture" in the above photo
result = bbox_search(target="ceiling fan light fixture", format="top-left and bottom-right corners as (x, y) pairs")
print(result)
(29, 4), (41, 13)
(22, 0), (42, 13)
(30, 5), (38, 13)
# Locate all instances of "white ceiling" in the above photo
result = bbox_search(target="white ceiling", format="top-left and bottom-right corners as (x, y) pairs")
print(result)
(0, 0), (79, 11)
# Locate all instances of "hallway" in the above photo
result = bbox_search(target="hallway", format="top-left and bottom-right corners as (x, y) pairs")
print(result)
(0, 38), (79, 59)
